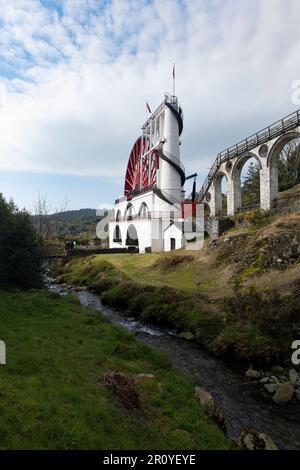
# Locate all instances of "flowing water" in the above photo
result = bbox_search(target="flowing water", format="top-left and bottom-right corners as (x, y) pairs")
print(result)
(48, 281), (300, 450)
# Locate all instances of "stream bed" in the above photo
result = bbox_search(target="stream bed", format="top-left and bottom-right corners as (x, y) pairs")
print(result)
(48, 282), (300, 450)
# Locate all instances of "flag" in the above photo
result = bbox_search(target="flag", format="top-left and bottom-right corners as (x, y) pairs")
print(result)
(172, 63), (175, 79)
(146, 101), (151, 114)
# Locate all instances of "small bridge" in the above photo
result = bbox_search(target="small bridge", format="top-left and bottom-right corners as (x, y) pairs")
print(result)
(198, 108), (300, 216)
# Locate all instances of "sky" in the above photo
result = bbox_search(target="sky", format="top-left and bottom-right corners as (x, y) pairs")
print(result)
(0, 0), (300, 211)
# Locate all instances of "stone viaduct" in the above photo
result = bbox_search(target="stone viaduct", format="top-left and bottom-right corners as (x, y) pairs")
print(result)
(198, 109), (300, 217)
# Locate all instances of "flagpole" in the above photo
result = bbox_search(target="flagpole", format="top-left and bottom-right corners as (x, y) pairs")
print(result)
(173, 62), (175, 97)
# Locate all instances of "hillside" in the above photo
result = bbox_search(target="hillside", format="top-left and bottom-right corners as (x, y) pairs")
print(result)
(56, 210), (300, 363)
(31, 208), (103, 241)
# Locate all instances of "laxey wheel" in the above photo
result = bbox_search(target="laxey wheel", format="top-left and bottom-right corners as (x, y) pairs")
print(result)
(124, 136), (159, 195)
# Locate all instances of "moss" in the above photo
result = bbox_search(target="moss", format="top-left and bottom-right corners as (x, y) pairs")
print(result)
(241, 256), (264, 277)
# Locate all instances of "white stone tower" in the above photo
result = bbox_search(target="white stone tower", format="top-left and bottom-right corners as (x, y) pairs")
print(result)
(109, 93), (185, 252)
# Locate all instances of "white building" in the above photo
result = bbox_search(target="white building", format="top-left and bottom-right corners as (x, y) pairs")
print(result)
(109, 93), (187, 253)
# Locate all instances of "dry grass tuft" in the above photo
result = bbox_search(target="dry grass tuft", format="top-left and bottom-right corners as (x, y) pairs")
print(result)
(102, 371), (141, 410)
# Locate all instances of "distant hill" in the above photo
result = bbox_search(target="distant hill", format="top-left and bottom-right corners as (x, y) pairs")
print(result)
(32, 208), (109, 240)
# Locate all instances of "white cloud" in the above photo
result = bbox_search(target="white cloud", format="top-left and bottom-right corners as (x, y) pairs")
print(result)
(0, 0), (300, 188)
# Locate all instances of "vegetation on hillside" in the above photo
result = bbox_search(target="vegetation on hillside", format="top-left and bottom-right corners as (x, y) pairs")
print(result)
(56, 213), (300, 363)
(0, 194), (43, 289)
(32, 208), (100, 241)
(0, 289), (229, 450)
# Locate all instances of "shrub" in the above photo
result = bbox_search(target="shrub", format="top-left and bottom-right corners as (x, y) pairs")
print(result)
(244, 209), (271, 227)
(0, 194), (44, 289)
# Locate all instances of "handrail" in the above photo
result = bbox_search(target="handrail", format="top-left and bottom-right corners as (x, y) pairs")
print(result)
(198, 108), (300, 201)
(141, 93), (183, 131)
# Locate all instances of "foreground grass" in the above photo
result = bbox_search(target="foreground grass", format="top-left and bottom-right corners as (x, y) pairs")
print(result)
(0, 289), (229, 450)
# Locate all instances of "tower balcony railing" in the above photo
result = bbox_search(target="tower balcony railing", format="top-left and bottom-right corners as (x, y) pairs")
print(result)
(141, 92), (183, 129)
(110, 210), (182, 223)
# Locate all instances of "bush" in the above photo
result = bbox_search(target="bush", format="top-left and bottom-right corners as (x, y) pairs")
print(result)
(217, 286), (300, 360)
(0, 195), (44, 289)
(244, 209), (271, 227)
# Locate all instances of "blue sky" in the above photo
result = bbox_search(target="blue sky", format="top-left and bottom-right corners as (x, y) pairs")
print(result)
(0, 0), (300, 211)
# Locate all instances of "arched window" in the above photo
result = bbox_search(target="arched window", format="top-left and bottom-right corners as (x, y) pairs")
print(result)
(126, 224), (138, 246)
(113, 225), (122, 243)
(138, 202), (150, 219)
(116, 210), (121, 222)
(125, 203), (135, 221)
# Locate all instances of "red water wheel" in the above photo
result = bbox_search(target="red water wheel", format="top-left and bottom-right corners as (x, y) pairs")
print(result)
(124, 136), (159, 195)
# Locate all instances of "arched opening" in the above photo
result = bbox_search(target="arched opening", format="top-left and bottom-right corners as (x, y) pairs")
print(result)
(214, 172), (228, 216)
(116, 209), (121, 222)
(233, 153), (261, 212)
(126, 224), (138, 246)
(268, 132), (300, 205)
(138, 202), (150, 219)
(203, 202), (211, 219)
(113, 225), (122, 243)
(125, 203), (135, 221)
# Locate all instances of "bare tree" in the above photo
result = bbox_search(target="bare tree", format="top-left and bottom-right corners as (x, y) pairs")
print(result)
(32, 193), (52, 241)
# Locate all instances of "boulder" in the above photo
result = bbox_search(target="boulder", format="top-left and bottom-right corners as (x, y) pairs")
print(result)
(289, 369), (299, 385)
(264, 383), (276, 394)
(136, 373), (155, 380)
(272, 382), (294, 404)
(178, 332), (194, 341)
(259, 376), (270, 385)
(194, 386), (214, 407)
(238, 429), (278, 450)
(246, 367), (261, 379)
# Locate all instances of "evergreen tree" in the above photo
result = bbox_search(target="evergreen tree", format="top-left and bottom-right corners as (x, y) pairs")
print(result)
(241, 161), (260, 206)
(0, 194), (44, 288)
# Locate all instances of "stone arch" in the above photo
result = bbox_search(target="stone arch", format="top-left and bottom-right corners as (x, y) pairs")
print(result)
(138, 202), (150, 219)
(202, 202), (211, 218)
(126, 224), (138, 246)
(214, 171), (228, 216)
(232, 152), (262, 212)
(267, 131), (300, 203)
(113, 224), (122, 243)
(125, 203), (135, 221)
(115, 209), (121, 222)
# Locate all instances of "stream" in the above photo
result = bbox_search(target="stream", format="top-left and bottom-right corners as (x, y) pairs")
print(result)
(48, 281), (300, 450)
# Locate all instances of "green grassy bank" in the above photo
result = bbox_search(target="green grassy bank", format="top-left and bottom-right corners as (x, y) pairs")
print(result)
(57, 240), (300, 364)
(0, 289), (229, 450)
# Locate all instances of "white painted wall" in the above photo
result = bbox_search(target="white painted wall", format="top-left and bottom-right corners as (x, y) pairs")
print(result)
(163, 223), (183, 252)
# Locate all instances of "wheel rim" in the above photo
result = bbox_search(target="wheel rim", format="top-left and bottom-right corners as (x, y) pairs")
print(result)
(124, 136), (159, 195)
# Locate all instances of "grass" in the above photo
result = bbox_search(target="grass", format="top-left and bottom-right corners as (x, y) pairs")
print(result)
(59, 250), (228, 297)
(56, 222), (300, 363)
(0, 289), (229, 450)
(278, 183), (300, 197)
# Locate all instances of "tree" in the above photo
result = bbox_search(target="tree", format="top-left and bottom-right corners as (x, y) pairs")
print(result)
(241, 161), (260, 206)
(278, 140), (300, 191)
(0, 194), (44, 289)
